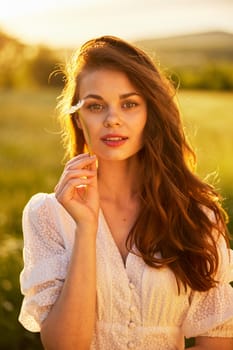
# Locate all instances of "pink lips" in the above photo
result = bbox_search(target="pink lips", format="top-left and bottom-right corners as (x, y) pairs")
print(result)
(101, 134), (128, 147)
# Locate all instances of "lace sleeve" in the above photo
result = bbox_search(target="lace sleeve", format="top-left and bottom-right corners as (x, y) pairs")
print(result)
(200, 316), (233, 337)
(182, 237), (233, 338)
(18, 193), (69, 332)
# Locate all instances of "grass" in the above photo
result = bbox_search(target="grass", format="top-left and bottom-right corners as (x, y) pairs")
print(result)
(0, 88), (232, 348)
(0, 88), (63, 237)
(179, 90), (233, 186)
(179, 90), (233, 231)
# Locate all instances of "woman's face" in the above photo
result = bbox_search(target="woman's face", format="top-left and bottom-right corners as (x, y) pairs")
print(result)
(77, 69), (147, 161)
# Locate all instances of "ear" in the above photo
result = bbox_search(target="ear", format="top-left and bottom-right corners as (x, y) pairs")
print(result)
(75, 115), (83, 130)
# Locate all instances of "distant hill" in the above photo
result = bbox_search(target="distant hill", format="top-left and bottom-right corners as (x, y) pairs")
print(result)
(0, 30), (24, 49)
(0, 29), (232, 89)
(135, 31), (233, 68)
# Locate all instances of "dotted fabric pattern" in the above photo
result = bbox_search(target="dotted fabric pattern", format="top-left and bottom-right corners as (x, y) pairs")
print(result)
(19, 193), (233, 349)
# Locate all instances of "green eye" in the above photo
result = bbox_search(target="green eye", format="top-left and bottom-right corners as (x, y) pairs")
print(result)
(88, 104), (105, 112)
(122, 101), (138, 109)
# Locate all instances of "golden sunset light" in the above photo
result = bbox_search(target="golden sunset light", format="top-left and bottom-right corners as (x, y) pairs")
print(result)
(1, 1), (233, 349)
(0, 0), (232, 48)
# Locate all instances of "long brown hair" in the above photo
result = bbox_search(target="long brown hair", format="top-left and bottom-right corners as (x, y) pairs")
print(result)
(57, 35), (230, 292)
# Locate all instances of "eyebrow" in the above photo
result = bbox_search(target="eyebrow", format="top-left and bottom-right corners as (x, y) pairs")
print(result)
(83, 92), (141, 100)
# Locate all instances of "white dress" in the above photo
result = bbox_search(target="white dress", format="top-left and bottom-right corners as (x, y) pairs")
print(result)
(19, 193), (233, 350)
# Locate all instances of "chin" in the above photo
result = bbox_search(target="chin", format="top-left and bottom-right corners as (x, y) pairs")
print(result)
(98, 151), (140, 162)
(94, 144), (143, 161)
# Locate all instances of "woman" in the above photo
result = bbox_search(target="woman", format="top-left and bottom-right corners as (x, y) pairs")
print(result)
(19, 36), (233, 349)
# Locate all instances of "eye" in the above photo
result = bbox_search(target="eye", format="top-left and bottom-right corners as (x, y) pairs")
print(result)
(122, 101), (138, 109)
(87, 103), (105, 112)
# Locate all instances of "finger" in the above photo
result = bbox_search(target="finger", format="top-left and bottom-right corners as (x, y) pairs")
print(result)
(88, 157), (98, 172)
(63, 168), (96, 179)
(55, 177), (92, 199)
(65, 158), (97, 173)
(55, 168), (96, 193)
(65, 153), (89, 165)
(65, 154), (96, 170)
(63, 154), (89, 170)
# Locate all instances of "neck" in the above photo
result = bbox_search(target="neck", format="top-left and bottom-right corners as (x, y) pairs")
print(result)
(98, 156), (141, 205)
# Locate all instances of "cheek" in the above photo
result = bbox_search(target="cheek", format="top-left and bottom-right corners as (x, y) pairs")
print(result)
(135, 113), (147, 132)
(83, 120), (99, 140)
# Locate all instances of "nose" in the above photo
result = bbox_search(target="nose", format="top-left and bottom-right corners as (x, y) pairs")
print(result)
(103, 107), (122, 128)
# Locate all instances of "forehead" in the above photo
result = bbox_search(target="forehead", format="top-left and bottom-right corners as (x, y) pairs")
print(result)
(79, 69), (138, 97)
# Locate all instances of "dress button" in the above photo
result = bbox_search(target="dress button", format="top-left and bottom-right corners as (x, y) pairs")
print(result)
(127, 341), (135, 348)
(128, 321), (136, 329)
(129, 281), (135, 289)
(129, 305), (136, 312)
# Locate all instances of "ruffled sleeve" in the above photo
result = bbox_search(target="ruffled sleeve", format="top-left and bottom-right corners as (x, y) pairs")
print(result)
(182, 236), (233, 338)
(18, 193), (70, 332)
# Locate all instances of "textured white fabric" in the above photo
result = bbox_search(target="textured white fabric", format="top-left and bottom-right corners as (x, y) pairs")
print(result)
(19, 193), (233, 349)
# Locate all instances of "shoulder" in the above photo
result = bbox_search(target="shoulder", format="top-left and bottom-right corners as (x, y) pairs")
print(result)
(22, 193), (58, 232)
(24, 192), (58, 212)
(23, 192), (69, 221)
(22, 193), (77, 248)
(23, 192), (74, 238)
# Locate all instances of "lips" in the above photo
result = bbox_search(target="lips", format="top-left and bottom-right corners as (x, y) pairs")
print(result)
(101, 134), (128, 147)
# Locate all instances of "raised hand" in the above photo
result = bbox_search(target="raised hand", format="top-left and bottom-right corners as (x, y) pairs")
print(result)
(55, 153), (99, 229)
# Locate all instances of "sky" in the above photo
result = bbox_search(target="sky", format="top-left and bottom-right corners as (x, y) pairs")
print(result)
(0, 0), (233, 48)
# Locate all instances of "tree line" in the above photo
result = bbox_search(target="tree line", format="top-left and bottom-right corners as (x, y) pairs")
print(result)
(0, 30), (233, 90)
(0, 30), (64, 89)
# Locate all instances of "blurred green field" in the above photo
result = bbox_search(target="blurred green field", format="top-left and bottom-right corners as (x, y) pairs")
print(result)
(0, 88), (232, 349)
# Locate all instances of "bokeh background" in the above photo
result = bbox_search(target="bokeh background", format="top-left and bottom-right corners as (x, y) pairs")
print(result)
(0, 0), (233, 348)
